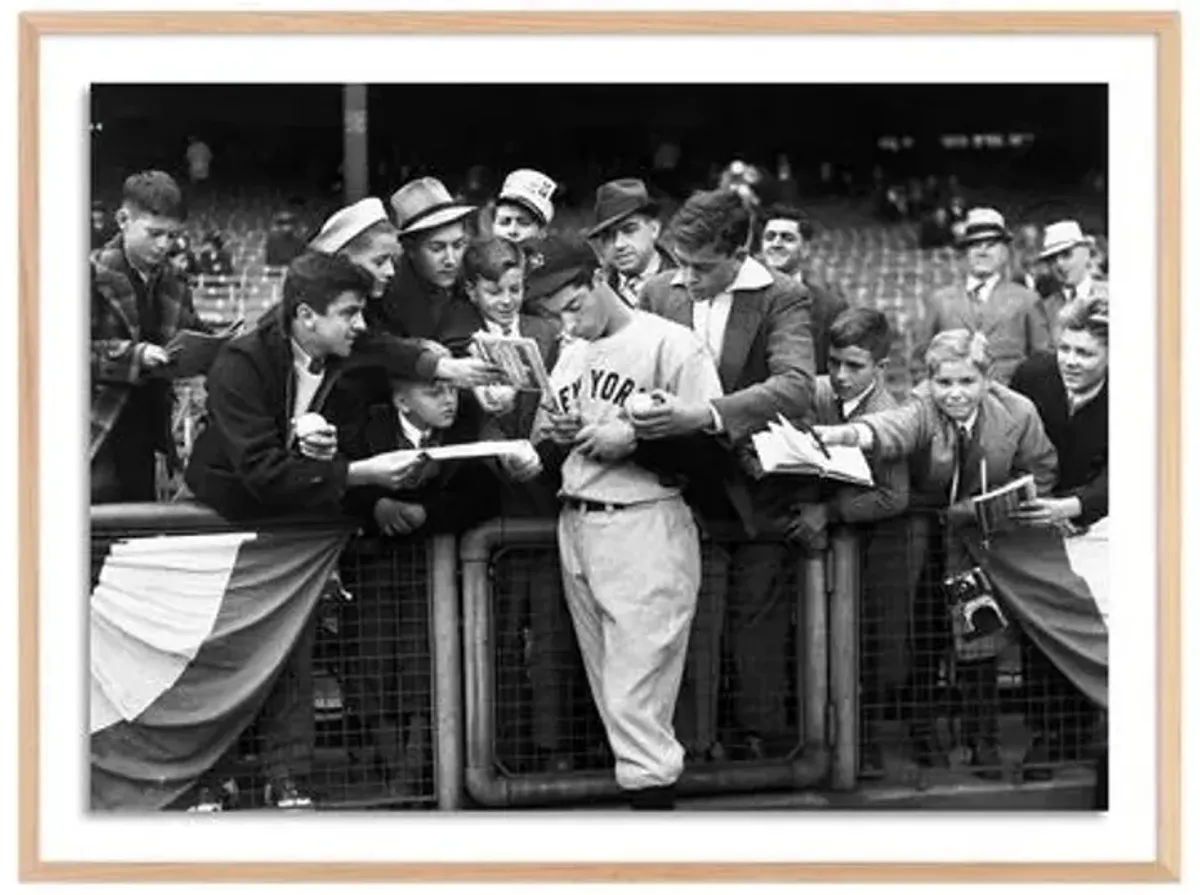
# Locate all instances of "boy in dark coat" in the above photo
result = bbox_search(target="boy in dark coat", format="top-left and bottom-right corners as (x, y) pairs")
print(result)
(183, 251), (450, 809)
(335, 341), (541, 796)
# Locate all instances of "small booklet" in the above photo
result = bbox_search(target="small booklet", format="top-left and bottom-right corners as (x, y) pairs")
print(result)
(971, 473), (1037, 540)
(376, 439), (535, 465)
(161, 318), (244, 379)
(751, 415), (875, 487)
(471, 332), (562, 413)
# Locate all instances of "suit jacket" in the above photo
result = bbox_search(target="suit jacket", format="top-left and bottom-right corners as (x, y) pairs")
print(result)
(184, 308), (440, 521)
(813, 377), (908, 524)
(340, 399), (503, 536)
(1009, 351), (1108, 527)
(916, 277), (1048, 385)
(640, 257), (818, 534)
(90, 238), (209, 465)
(370, 254), (484, 357)
(1032, 277), (1109, 349)
(641, 257), (817, 444)
(606, 243), (678, 309)
(798, 267), (849, 376)
(859, 380), (1058, 511)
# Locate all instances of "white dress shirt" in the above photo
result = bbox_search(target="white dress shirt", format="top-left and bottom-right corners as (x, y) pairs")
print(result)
(674, 256), (775, 364)
(670, 257), (775, 433)
(965, 272), (1001, 304)
(841, 382), (876, 420)
(397, 409), (432, 449)
(290, 340), (326, 422)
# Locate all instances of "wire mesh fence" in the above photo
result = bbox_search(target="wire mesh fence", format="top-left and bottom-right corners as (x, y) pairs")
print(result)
(855, 510), (1105, 789)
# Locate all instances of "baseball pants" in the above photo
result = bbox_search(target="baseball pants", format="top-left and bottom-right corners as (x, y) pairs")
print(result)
(557, 496), (700, 791)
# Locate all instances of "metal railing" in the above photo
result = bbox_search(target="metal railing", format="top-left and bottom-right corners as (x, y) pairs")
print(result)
(458, 518), (860, 808)
(90, 503), (1099, 811)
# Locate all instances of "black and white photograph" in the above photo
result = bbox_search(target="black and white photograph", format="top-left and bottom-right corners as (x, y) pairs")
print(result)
(85, 78), (1115, 818)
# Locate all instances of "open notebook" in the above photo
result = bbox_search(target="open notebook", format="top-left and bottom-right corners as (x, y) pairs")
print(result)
(972, 473), (1037, 540)
(751, 415), (874, 487)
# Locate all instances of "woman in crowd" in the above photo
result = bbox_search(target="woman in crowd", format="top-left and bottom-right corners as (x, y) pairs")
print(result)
(814, 329), (1108, 784)
(1009, 295), (1108, 799)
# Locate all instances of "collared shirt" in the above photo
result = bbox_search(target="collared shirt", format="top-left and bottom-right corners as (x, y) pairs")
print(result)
(674, 256), (775, 363)
(484, 318), (521, 338)
(841, 382), (876, 421)
(1067, 377), (1107, 416)
(291, 339), (326, 422)
(965, 272), (1001, 304)
(672, 257), (775, 433)
(1062, 276), (1096, 303)
(955, 409), (980, 438)
(616, 251), (663, 308)
(397, 409), (432, 450)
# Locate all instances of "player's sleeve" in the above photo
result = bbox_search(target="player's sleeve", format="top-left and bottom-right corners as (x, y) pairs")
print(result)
(661, 329), (724, 403)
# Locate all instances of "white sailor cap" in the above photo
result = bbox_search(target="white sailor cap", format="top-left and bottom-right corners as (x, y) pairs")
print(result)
(308, 197), (394, 253)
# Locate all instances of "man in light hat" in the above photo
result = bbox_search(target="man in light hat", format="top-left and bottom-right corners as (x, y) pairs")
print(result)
(373, 177), (485, 357)
(308, 196), (399, 299)
(585, 178), (676, 310)
(914, 207), (1047, 385)
(1034, 219), (1109, 343)
(492, 168), (556, 245)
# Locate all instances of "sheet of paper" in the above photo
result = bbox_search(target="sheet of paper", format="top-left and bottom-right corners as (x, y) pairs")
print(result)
(376, 439), (532, 464)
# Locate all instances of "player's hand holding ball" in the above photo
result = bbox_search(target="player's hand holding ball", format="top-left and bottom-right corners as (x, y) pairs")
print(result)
(628, 389), (711, 439)
(294, 412), (338, 461)
(499, 441), (543, 482)
(575, 419), (636, 462)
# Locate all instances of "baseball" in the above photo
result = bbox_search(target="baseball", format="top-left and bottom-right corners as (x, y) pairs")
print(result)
(294, 412), (331, 440)
(626, 393), (657, 416)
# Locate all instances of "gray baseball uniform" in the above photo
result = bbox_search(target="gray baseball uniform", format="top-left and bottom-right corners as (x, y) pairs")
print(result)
(533, 310), (723, 791)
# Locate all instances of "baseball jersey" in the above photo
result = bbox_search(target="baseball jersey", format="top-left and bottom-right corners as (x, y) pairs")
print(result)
(534, 310), (724, 505)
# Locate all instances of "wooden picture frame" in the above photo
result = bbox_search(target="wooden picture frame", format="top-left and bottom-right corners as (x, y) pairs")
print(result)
(18, 10), (1181, 883)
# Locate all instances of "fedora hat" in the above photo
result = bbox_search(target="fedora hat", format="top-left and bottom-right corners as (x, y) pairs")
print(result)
(958, 207), (1012, 246)
(389, 177), (476, 238)
(1037, 219), (1092, 260)
(584, 178), (660, 238)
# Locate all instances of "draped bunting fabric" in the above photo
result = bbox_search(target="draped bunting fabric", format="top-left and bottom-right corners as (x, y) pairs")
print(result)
(962, 524), (1109, 709)
(90, 527), (351, 811)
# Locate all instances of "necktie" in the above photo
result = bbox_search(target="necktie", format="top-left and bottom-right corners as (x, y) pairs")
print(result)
(1063, 284), (1076, 302)
(950, 424), (971, 503)
(306, 356), (325, 376)
(968, 279), (985, 303)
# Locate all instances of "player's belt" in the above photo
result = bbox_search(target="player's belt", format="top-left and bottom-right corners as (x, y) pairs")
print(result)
(562, 497), (632, 513)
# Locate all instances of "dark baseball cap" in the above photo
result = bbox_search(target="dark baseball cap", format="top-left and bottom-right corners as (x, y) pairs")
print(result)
(522, 232), (600, 303)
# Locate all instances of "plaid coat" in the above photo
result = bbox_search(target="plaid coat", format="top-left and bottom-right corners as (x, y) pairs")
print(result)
(89, 239), (208, 464)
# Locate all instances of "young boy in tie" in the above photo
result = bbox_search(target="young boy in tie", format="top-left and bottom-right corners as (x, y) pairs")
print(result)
(335, 341), (540, 798)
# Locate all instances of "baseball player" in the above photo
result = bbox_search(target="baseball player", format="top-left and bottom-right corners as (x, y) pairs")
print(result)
(526, 232), (724, 810)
